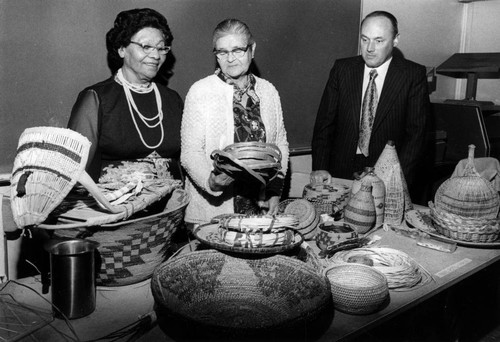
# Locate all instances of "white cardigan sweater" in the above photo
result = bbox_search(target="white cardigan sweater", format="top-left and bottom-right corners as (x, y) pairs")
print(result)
(180, 74), (289, 224)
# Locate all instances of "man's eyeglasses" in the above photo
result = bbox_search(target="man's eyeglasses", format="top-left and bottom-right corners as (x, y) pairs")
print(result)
(130, 41), (171, 55)
(213, 45), (251, 60)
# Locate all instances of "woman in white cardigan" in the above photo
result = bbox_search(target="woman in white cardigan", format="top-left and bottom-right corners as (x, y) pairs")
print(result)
(181, 18), (289, 226)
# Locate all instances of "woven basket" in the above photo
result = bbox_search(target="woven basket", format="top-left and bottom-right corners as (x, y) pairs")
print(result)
(211, 142), (282, 185)
(429, 202), (500, 243)
(434, 145), (500, 219)
(55, 189), (190, 286)
(324, 263), (389, 315)
(151, 249), (333, 341)
(277, 199), (319, 240)
(303, 183), (351, 215)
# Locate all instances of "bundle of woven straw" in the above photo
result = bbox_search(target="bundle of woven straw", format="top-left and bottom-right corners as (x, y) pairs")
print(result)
(218, 214), (298, 233)
(211, 142), (282, 185)
(213, 213), (299, 248)
(326, 247), (432, 291)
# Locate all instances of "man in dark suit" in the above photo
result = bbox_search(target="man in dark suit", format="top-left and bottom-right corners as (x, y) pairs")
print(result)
(311, 11), (430, 192)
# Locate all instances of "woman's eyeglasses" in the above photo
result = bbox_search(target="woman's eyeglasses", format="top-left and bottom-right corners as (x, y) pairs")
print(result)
(213, 45), (250, 60)
(130, 41), (171, 55)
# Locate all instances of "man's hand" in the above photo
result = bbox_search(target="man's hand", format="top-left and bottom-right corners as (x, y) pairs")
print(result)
(310, 170), (332, 184)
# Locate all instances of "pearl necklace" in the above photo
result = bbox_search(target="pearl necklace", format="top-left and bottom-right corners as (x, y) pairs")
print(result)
(115, 69), (164, 149)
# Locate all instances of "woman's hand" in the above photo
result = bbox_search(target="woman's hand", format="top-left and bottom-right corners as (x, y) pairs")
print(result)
(259, 195), (280, 215)
(208, 170), (234, 191)
(310, 170), (332, 184)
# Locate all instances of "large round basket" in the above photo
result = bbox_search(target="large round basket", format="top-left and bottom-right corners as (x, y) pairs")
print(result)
(325, 263), (389, 315)
(151, 249), (333, 341)
(55, 189), (190, 286)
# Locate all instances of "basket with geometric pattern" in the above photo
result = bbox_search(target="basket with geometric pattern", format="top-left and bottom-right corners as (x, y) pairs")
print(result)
(151, 249), (333, 341)
(55, 189), (189, 286)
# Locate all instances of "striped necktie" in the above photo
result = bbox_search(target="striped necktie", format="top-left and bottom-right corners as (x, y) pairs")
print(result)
(359, 69), (378, 157)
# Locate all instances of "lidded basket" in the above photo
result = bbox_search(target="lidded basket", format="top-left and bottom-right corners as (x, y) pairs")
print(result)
(434, 145), (500, 219)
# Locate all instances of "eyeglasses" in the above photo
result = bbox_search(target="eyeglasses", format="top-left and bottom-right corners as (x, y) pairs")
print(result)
(213, 45), (251, 60)
(130, 41), (171, 55)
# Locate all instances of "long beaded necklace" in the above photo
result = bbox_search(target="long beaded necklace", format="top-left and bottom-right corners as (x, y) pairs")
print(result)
(115, 68), (164, 149)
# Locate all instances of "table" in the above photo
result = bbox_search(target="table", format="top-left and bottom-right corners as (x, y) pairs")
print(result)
(2, 225), (500, 342)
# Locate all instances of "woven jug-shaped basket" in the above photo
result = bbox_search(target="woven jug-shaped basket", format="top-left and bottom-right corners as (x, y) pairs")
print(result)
(344, 184), (376, 234)
(434, 145), (500, 219)
(352, 167), (385, 227)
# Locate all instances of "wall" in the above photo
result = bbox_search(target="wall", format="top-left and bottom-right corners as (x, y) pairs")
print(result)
(289, 0), (500, 194)
(0, 0), (361, 175)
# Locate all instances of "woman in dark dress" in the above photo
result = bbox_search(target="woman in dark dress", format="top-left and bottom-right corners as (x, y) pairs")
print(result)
(68, 8), (183, 182)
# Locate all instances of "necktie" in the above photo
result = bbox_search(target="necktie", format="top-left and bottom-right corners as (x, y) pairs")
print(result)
(359, 69), (378, 157)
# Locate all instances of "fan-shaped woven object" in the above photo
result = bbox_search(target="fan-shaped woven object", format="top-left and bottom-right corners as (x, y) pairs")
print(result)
(434, 144), (500, 219)
(429, 202), (500, 243)
(10, 127), (128, 229)
(277, 199), (319, 240)
(211, 142), (282, 185)
(324, 263), (389, 315)
(10, 127), (91, 228)
(302, 182), (351, 215)
(151, 249), (333, 341)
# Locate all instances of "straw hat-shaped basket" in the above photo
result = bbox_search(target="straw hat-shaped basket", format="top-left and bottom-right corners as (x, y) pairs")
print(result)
(277, 199), (319, 240)
(324, 263), (389, 315)
(434, 144), (500, 219)
(429, 202), (500, 243)
(151, 249), (333, 341)
(302, 182), (351, 215)
(55, 189), (190, 286)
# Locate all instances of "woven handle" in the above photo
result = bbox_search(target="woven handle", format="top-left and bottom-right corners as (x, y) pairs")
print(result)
(78, 171), (125, 214)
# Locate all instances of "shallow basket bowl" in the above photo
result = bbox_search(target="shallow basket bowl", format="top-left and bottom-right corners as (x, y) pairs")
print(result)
(151, 249), (333, 341)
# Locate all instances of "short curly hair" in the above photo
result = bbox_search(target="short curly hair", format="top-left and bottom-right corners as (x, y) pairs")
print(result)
(106, 8), (173, 70)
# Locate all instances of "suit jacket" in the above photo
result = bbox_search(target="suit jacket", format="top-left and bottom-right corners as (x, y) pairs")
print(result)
(311, 55), (430, 188)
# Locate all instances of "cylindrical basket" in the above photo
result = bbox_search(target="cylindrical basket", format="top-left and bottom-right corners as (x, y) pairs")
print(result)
(55, 189), (190, 286)
(324, 263), (389, 315)
(151, 249), (333, 341)
(303, 183), (351, 215)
